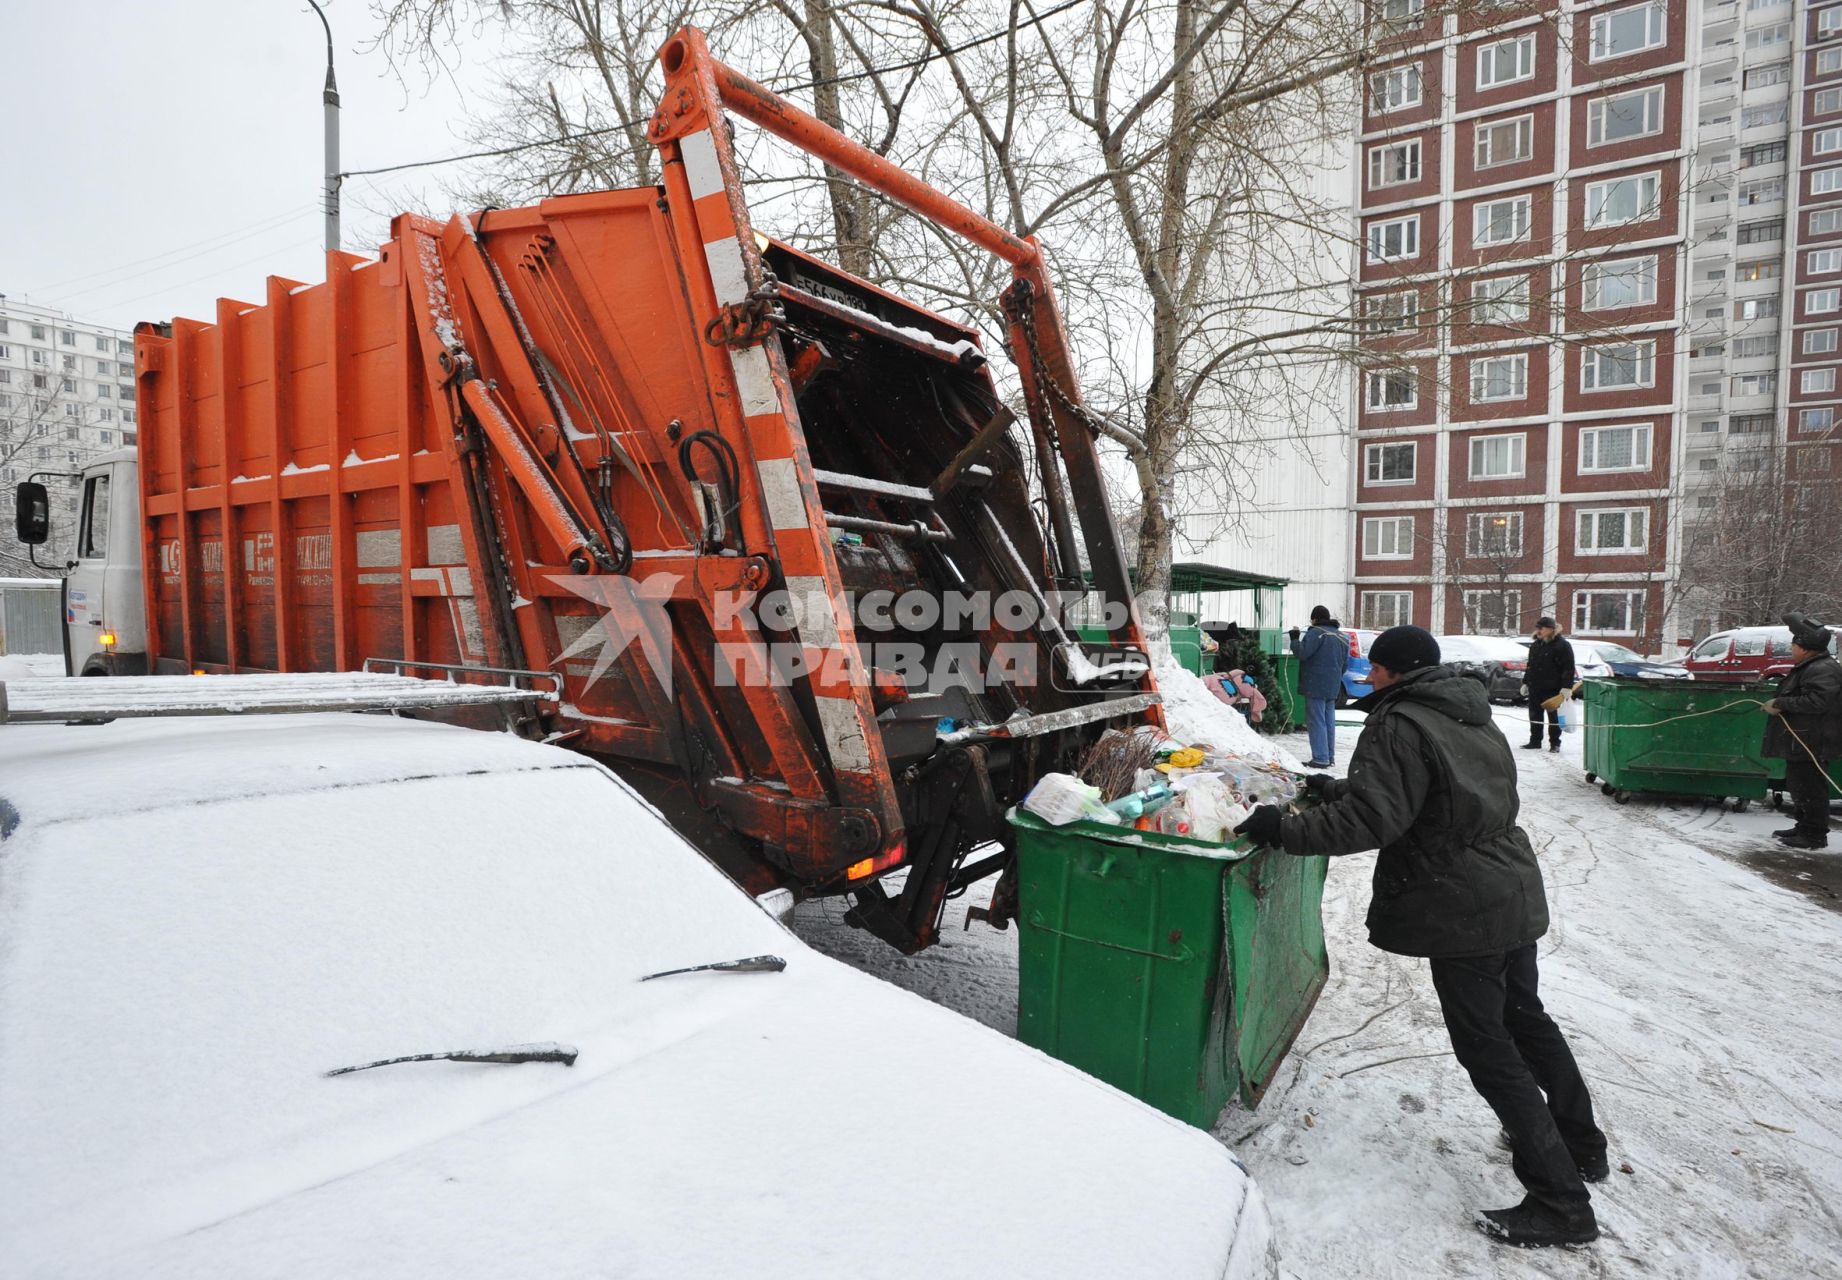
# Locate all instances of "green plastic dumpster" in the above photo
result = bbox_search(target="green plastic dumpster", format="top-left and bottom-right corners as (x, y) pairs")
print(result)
(1581, 680), (1780, 808)
(1010, 808), (1329, 1127)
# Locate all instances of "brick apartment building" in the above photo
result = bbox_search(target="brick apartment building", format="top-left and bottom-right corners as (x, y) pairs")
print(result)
(1351, 0), (1842, 652)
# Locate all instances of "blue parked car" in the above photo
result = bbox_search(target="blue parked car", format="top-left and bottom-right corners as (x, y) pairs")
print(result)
(1577, 639), (1690, 681)
(1340, 628), (1377, 706)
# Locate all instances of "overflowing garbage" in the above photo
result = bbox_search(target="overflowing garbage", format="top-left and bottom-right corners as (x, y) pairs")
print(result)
(1019, 726), (1305, 843)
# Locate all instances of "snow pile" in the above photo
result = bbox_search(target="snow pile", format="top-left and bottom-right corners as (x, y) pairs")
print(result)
(1154, 647), (1304, 771)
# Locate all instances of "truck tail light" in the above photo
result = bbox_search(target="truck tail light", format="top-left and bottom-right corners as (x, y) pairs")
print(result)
(846, 840), (907, 882)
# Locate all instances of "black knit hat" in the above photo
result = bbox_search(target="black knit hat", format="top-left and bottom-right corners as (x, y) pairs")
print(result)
(1536, 616), (1558, 630)
(1784, 613), (1833, 651)
(1369, 625), (1441, 674)
(1310, 604), (1332, 623)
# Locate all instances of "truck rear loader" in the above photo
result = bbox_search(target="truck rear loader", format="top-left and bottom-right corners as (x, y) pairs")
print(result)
(12, 29), (1161, 953)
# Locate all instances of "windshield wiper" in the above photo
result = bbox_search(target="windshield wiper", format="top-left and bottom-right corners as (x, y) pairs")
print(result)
(639, 953), (787, 982)
(325, 1041), (579, 1077)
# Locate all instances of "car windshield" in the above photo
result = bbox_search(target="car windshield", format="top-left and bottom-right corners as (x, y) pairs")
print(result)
(1691, 634), (1731, 660)
(1590, 642), (1643, 663)
(1441, 636), (1524, 662)
(0, 764), (791, 1246)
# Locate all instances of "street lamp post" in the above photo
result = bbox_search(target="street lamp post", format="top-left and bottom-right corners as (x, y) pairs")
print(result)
(305, 0), (341, 253)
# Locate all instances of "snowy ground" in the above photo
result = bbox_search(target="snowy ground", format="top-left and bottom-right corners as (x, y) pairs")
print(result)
(0, 652), (66, 680)
(794, 702), (1842, 1278)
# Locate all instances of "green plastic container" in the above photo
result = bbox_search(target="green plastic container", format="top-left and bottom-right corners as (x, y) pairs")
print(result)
(1010, 808), (1329, 1127)
(1075, 623), (1206, 675)
(1581, 680), (1781, 807)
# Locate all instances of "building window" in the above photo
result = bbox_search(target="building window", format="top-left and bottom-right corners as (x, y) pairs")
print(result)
(1818, 129), (1842, 158)
(1812, 248), (1842, 275)
(1367, 214), (1420, 261)
(1733, 372), (1779, 396)
(1737, 219), (1783, 246)
(1734, 334), (1779, 358)
(1729, 413), (1773, 434)
(119, 384), (134, 403)
(1739, 177), (1786, 205)
(1469, 432), (1527, 479)
(1810, 287), (1842, 314)
(1813, 208), (1842, 235)
(1590, 1), (1667, 61)
(1369, 139), (1423, 189)
(1475, 115), (1534, 169)
(1803, 368), (1838, 394)
(1736, 296), (1781, 319)
(1464, 590), (1523, 635)
(1582, 255), (1658, 309)
(1360, 591), (1413, 629)
(1370, 64), (1423, 113)
(1364, 441), (1417, 484)
(1366, 369), (1418, 411)
(29, 324), (47, 340)
(1822, 6), (1842, 37)
(1469, 353), (1529, 402)
(1801, 407), (1837, 432)
(1818, 87), (1842, 116)
(1471, 274), (1531, 323)
(1581, 341), (1656, 390)
(1578, 508), (1648, 555)
(1465, 510), (1524, 557)
(1473, 195), (1532, 246)
(0, 344), (8, 360)
(1574, 590), (1646, 636)
(1813, 166), (1842, 196)
(1742, 142), (1789, 170)
(1819, 48), (1842, 75)
(1476, 34), (1536, 89)
(97, 383), (111, 398)
(1583, 172), (1661, 227)
(1735, 258), (1781, 282)
(1587, 85), (1665, 147)
(1364, 290), (1420, 333)
(1579, 423), (1652, 472)
(1379, 0), (1425, 25)
(1746, 63), (1791, 89)
(1743, 101), (1789, 129)
(1806, 328), (1839, 354)
(60, 378), (75, 393)
(58, 330), (75, 346)
(1362, 516), (1415, 559)
(30, 349), (46, 365)
(118, 361), (133, 377)
(32, 373), (47, 390)
(60, 354), (75, 371)
(1746, 21), (1791, 51)
(1805, 450), (1835, 475)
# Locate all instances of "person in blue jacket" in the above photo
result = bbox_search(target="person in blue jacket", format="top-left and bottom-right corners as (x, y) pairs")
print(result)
(1290, 604), (1351, 769)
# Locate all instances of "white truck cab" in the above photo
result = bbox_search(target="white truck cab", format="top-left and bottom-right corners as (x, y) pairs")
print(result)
(13, 450), (145, 676)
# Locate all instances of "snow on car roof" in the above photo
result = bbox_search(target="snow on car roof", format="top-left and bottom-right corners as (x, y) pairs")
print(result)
(0, 712), (585, 829)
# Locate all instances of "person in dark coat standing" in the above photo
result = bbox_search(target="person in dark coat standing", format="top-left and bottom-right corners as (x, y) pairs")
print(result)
(1523, 617), (1576, 753)
(1235, 626), (1606, 1248)
(1763, 613), (1841, 850)
(1289, 605), (1350, 769)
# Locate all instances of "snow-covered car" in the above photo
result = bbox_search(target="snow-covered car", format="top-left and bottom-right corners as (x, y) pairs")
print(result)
(1577, 639), (1690, 681)
(0, 714), (1273, 1279)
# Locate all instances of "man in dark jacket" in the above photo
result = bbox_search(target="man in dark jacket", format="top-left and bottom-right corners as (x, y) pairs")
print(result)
(1763, 613), (1841, 850)
(1523, 617), (1576, 753)
(1290, 605), (1351, 769)
(1236, 625), (1606, 1248)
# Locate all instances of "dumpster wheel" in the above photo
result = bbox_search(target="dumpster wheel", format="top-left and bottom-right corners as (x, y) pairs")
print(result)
(1613, 789), (1631, 805)
(1601, 782), (1615, 797)
(1585, 771), (1596, 784)
(1731, 797), (1750, 813)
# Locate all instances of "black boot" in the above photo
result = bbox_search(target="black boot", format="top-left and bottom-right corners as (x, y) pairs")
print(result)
(1774, 827), (1801, 838)
(1522, 740), (1543, 750)
(1548, 742), (1561, 753)
(1475, 1200), (1598, 1248)
(1780, 832), (1830, 850)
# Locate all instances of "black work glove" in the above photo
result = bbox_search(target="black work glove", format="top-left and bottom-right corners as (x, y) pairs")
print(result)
(1235, 804), (1285, 848)
(1287, 626), (1302, 643)
(1304, 773), (1334, 796)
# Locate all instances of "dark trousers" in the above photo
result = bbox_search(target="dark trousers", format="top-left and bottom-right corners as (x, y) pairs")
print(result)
(1428, 945), (1604, 1225)
(1785, 757), (1833, 839)
(1527, 695), (1563, 745)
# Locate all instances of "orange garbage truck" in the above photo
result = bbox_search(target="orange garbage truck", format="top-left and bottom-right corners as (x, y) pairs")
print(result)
(12, 29), (1160, 951)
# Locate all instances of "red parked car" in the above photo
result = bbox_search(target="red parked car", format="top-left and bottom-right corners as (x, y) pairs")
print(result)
(1683, 625), (1841, 683)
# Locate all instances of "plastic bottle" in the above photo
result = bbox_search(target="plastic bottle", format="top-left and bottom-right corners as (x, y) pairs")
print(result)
(1154, 804), (1193, 837)
(1106, 781), (1175, 820)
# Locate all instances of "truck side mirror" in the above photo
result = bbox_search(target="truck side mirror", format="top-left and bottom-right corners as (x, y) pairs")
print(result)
(15, 482), (50, 545)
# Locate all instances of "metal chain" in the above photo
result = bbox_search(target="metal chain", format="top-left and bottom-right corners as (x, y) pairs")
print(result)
(1008, 282), (1107, 442)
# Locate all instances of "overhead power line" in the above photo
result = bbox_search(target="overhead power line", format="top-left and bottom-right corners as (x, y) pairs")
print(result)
(339, 0), (1088, 181)
(24, 205), (320, 296)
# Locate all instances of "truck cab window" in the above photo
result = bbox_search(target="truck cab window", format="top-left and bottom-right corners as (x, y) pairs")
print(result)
(80, 474), (110, 559)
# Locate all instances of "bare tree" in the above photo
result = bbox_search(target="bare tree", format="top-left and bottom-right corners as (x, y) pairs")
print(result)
(0, 372), (105, 576)
(1676, 443), (1842, 630)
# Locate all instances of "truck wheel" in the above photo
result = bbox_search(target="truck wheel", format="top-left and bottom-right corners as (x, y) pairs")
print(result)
(1613, 790), (1631, 805)
(1601, 782), (1615, 796)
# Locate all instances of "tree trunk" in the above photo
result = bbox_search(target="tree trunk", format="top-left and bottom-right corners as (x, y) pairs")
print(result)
(800, 0), (873, 276)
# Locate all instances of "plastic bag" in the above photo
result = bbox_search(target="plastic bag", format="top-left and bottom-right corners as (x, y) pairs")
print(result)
(1020, 772), (1117, 826)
